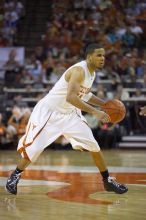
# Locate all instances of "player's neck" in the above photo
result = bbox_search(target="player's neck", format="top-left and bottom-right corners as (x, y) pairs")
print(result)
(86, 60), (95, 75)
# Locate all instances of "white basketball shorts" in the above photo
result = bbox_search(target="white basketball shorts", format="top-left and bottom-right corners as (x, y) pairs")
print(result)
(17, 110), (100, 162)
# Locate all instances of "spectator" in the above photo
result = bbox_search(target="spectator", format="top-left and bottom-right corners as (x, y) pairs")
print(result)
(13, 0), (24, 18)
(27, 55), (43, 82)
(43, 51), (55, 81)
(0, 34), (7, 46)
(114, 84), (130, 101)
(49, 63), (66, 83)
(97, 122), (120, 148)
(3, 49), (21, 86)
(6, 105), (30, 142)
(0, 113), (6, 144)
(17, 107), (31, 137)
(122, 27), (137, 48)
(2, 0), (24, 45)
(132, 88), (145, 99)
(6, 105), (22, 142)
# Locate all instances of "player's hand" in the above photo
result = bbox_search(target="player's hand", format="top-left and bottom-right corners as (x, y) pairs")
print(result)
(94, 110), (111, 123)
(139, 106), (146, 116)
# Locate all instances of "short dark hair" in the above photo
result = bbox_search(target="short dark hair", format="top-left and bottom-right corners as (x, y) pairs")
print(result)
(85, 43), (104, 58)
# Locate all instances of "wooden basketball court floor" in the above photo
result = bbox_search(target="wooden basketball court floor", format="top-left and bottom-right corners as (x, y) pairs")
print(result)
(0, 149), (146, 220)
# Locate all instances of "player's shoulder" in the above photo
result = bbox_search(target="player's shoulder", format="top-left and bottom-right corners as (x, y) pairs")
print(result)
(71, 65), (85, 79)
(65, 61), (85, 82)
(71, 60), (86, 73)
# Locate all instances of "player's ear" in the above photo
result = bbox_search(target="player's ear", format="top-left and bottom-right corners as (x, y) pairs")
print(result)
(87, 54), (92, 62)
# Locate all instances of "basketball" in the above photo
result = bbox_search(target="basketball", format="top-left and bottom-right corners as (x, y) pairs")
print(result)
(102, 99), (126, 124)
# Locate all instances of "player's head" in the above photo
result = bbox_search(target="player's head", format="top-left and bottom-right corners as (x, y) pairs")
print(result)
(85, 43), (105, 69)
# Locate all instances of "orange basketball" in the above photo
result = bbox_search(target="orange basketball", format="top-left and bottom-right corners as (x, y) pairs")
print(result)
(102, 99), (126, 124)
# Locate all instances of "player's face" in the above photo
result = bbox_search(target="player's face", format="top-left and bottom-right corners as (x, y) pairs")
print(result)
(90, 48), (105, 69)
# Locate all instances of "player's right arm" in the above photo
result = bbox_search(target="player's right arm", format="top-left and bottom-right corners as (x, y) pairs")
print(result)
(66, 66), (110, 123)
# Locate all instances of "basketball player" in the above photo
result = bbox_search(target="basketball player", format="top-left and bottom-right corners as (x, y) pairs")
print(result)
(5, 44), (128, 195)
(139, 106), (146, 116)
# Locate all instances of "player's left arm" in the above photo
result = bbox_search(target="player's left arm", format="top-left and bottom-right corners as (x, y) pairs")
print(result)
(86, 93), (105, 107)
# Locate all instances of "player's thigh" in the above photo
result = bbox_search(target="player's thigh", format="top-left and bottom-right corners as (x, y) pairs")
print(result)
(64, 118), (95, 140)
(64, 118), (99, 151)
(19, 124), (62, 162)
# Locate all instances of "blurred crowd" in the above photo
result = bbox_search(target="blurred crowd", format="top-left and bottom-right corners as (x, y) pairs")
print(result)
(0, 0), (24, 46)
(0, 0), (146, 148)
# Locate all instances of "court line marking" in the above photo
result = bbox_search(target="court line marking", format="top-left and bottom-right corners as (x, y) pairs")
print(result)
(127, 184), (146, 187)
(0, 177), (70, 187)
(0, 176), (146, 187)
(0, 165), (146, 173)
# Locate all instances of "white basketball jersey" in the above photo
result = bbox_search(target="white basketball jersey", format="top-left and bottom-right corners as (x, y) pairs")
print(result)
(37, 60), (95, 113)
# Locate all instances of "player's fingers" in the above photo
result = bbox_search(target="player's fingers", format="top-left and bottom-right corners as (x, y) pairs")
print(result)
(103, 118), (110, 123)
(102, 114), (111, 123)
(101, 118), (106, 123)
(107, 115), (111, 122)
(105, 114), (111, 122)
